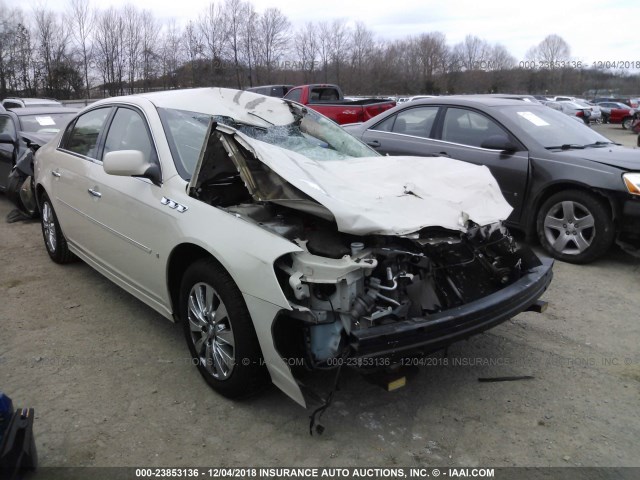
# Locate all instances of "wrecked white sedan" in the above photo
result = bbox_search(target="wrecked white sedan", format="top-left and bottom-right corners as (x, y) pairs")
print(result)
(34, 88), (553, 410)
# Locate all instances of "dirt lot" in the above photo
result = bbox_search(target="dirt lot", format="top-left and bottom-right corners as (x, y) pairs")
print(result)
(1, 123), (639, 468)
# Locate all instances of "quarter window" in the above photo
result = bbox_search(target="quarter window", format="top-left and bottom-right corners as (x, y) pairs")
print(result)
(64, 108), (111, 159)
(442, 108), (507, 148)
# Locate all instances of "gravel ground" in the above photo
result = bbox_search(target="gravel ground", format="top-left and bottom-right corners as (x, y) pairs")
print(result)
(1, 123), (639, 469)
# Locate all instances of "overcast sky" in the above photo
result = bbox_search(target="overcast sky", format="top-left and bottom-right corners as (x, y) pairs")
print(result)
(5, 0), (638, 65)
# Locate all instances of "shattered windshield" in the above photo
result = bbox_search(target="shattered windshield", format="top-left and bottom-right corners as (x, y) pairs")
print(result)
(158, 104), (378, 180)
(241, 103), (378, 161)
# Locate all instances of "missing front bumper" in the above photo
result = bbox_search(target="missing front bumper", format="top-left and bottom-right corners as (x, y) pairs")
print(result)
(349, 257), (554, 359)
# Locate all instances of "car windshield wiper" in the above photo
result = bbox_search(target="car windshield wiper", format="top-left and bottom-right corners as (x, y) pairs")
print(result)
(545, 144), (586, 150)
(248, 111), (274, 126)
(583, 141), (619, 148)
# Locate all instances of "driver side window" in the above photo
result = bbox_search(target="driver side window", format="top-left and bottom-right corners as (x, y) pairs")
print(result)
(442, 108), (507, 148)
(103, 108), (156, 164)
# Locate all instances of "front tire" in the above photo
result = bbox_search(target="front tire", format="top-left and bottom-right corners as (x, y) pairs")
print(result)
(40, 192), (75, 264)
(179, 258), (268, 398)
(622, 117), (632, 130)
(536, 190), (614, 264)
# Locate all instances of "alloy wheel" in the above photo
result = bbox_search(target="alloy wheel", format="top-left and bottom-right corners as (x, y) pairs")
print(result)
(42, 201), (57, 253)
(543, 200), (595, 255)
(187, 282), (236, 380)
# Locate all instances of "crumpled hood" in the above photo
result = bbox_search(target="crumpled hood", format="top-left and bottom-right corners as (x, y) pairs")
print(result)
(237, 134), (513, 235)
(556, 145), (640, 171)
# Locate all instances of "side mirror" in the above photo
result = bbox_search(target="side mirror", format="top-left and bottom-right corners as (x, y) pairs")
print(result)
(481, 135), (518, 152)
(0, 133), (16, 145)
(103, 150), (161, 185)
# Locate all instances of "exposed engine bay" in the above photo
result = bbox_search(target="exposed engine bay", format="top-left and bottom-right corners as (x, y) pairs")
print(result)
(188, 123), (544, 370)
(231, 203), (541, 366)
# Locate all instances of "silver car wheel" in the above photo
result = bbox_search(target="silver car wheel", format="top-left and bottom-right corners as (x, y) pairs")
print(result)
(187, 282), (236, 380)
(42, 201), (57, 253)
(543, 200), (595, 255)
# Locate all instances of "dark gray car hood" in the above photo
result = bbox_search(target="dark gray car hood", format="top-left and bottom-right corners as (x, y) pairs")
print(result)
(555, 145), (640, 171)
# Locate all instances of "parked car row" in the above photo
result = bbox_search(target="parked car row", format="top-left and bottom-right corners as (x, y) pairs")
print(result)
(543, 100), (602, 124)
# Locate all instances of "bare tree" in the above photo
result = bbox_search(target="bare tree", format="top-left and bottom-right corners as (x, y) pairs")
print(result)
(487, 43), (516, 71)
(316, 21), (331, 82)
(239, 2), (258, 86)
(12, 22), (34, 94)
(257, 7), (290, 83)
(160, 20), (182, 89)
(183, 20), (202, 87)
(0, 3), (18, 97)
(94, 7), (125, 95)
(453, 34), (490, 71)
(140, 10), (159, 92)
(34, 8), (75, 96)
(294, 22), (318, 83)
(224, 0), (246, 89)
(348, 22), (374, 91)
(199, 2), (227, 80)
(123, 5), (142, 93)
(526, 34), (571, 66)
(329, 19), (349, 84)
(412, 32), (449, 92)
(68, 0), (94, 98)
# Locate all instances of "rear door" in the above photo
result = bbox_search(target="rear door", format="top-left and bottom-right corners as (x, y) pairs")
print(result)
(50, 106), (113, 252)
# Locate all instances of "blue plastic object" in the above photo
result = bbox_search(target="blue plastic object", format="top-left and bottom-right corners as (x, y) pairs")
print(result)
(0, 392), (14, 446)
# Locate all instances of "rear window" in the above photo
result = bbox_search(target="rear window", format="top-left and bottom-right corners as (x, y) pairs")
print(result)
(18, 113), (76, 135)
(308, 87), (339, 102)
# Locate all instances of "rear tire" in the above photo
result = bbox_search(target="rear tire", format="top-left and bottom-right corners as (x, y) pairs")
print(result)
(536, 190), (614, 264)
(179, 258), (268, 398)
(40, 192), (75, 264)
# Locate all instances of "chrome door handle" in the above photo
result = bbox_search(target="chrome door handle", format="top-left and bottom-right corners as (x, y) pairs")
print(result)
(88, 188), (102, 198)
(51, 170), (61, 177)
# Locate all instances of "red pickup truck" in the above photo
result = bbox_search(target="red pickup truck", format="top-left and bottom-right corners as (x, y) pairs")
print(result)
(283, 84), (396, 124)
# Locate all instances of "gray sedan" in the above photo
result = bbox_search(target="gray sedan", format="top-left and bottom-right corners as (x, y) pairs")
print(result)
(343, 96), (640, 263)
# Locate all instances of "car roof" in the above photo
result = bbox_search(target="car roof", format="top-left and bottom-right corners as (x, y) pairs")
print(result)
(409, 95), (535, 108)
(90, 88), (295, 126)
(11, 106), (79, 115)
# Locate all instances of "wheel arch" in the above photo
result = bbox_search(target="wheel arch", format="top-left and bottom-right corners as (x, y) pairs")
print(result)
(166, 243), (226, 321)
(35, 182), (47, 208)
(526, 182), (618, 237)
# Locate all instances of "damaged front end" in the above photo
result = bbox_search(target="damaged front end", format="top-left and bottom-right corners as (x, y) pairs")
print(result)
(179, 101), (553, 411)
(272, 223), (552, 372)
